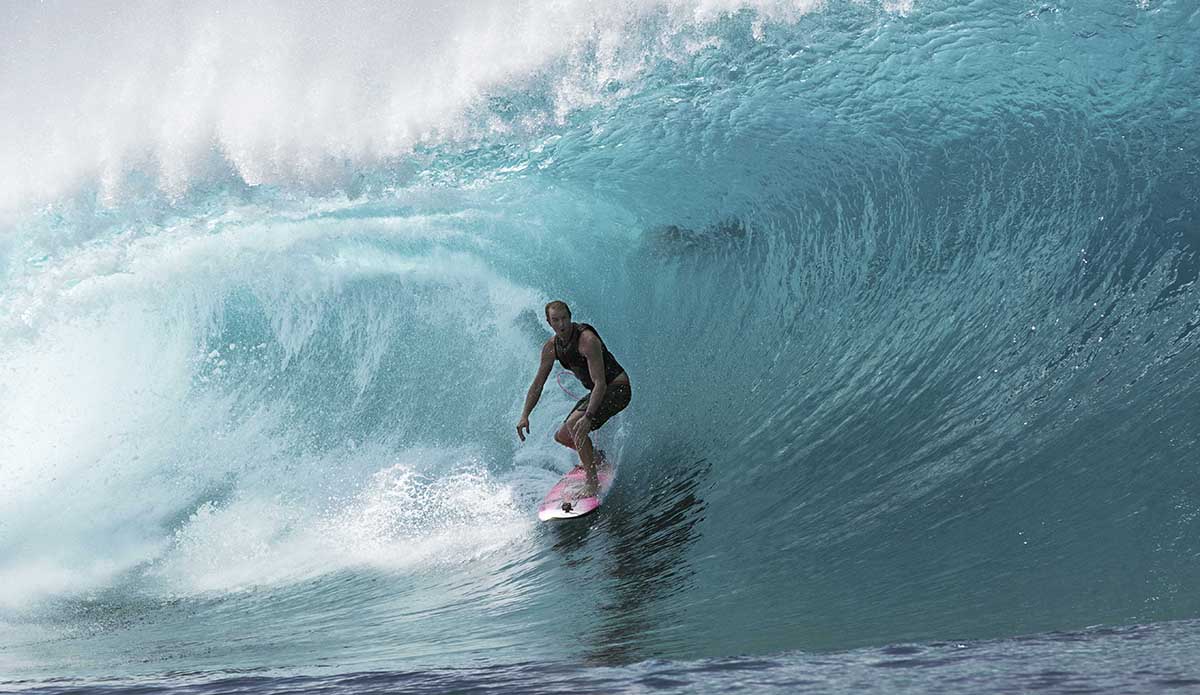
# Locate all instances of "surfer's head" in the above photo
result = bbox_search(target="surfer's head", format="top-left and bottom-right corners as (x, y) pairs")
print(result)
(545, 300), (572, 339)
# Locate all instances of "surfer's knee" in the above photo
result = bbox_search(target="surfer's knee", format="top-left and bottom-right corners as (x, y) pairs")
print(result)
(554, 424), (576, 449)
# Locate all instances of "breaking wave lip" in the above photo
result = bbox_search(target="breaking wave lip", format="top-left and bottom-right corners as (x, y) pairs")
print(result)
(0, 0), (831, 211)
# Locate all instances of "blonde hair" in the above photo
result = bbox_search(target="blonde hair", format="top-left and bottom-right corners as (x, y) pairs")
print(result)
(544, 300), (571, 319)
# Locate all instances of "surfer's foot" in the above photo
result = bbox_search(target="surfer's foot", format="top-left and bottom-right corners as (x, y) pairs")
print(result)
(579, 480), (599, 498)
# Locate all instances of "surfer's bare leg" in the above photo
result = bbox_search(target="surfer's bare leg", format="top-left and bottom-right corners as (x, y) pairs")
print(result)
(556, 410), (599, 495)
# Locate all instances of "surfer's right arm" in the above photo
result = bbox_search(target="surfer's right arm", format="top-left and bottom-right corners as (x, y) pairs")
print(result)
(516, 339), (556, 441)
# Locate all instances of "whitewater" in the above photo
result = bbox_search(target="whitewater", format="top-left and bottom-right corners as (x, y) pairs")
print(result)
(2, 0), (1198, 692)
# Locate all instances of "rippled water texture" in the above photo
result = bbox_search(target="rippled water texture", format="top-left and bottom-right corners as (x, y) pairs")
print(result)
(1, 0), (1198, 690)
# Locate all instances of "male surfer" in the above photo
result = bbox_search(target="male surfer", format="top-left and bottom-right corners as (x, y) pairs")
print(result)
(516, 301), (631, 495)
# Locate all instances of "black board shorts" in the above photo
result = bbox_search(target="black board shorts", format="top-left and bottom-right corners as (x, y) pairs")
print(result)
(567, 383), (631, 431)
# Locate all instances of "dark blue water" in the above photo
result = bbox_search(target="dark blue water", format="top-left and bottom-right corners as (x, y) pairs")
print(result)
(7, 622), (1200, 694)
(2, 0), (1198, 691)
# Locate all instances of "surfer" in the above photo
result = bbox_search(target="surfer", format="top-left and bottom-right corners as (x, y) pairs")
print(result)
(516, 300), (631, 495)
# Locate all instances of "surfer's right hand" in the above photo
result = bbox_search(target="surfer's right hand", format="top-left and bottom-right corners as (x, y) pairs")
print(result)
(516, 416), (530, 442)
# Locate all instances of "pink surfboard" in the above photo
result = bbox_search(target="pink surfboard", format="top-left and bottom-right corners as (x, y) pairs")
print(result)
(537, 453), (617, 521)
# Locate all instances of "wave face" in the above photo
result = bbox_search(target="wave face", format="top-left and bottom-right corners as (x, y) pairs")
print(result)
(2, 0), (1199, 680)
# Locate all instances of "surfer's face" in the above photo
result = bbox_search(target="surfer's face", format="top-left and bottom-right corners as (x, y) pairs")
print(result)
(547, 307), (572, 339)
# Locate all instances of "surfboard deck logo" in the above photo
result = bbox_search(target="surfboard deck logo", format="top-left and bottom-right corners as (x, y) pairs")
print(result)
(537, 452), (617, 521)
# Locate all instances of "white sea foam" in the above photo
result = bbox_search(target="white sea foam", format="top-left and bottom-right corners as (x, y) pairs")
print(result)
(151, 447), (549, 596)
(0, 0), (823, 210)
(0, 198), (556, 608)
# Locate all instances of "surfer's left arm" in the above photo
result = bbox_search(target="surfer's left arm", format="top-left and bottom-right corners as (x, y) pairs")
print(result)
(572, 331), (607, 444)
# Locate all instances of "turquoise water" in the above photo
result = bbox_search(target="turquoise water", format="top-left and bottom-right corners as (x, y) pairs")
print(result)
(2, 0), (1199, 691)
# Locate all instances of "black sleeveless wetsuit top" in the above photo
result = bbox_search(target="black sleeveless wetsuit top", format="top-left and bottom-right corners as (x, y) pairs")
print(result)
(555, 323), (625, 391)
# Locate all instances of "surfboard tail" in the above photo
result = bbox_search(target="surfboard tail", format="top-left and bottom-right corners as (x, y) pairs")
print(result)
(536, 456), (618, 521)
